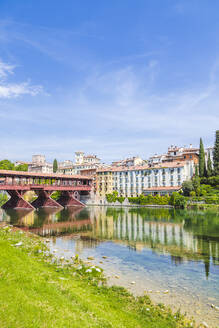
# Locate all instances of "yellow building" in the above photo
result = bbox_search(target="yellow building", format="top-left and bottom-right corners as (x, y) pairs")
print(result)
(96, 168), (113, 202)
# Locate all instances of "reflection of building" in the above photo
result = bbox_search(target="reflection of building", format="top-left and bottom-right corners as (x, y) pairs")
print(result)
(91, 208), (219, 271)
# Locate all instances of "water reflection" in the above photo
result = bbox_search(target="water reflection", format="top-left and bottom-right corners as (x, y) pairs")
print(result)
(1, 206), (219, 277)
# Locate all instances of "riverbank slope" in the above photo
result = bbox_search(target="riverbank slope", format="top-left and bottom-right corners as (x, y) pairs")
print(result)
(0, 226), (194, 328)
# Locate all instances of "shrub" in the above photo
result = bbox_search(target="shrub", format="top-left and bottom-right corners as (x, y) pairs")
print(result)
(182, 180), (194, 196)
(169, 192), (187, 208)
(117, 197), (125, 203)
(106, 191), (118, 203)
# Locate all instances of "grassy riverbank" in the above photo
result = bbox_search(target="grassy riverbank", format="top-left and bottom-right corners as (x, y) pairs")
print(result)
(0, 226), (194, 328)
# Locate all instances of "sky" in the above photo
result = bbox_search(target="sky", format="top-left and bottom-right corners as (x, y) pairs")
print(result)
(0, 0), (219, 163)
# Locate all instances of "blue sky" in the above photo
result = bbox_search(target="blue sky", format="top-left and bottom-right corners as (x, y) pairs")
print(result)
(0, 0), (219, 163)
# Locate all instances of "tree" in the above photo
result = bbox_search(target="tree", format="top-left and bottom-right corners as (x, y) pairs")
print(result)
(15, 164), (28, 171)
(192, 174), (200, 195)
(207, 151), (213, 177)
(0, 159), (15, 170)
(213, 130), (219, 175)
(106, 191), (118, 203)
(53, 159), (58, 173)
(195, 165), (199, 177)
(182, 180), (194, 196)
(199, 138), (206, 177)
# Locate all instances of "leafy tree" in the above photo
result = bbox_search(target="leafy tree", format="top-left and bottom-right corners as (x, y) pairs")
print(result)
(169, 192), (187, 208)
(0, 160), (15, 170)
(213, 130), (219, 175)
(51, 191), (61, 200)
(0, 160), (28, 171)
(182, 180), (194, 196)
(106, 191), (118, 203)
(192, 175), (200, 195)
(199, 138), (206, 177)
(207, 151), (213, 177)
(53, 159), (58, 173)
(117, 197), (125, 203)
(15, 164), (28, 171)
(0, 193), (8, 206)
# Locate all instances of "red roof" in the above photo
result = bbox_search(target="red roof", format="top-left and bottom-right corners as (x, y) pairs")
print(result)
(0, 169), (91, 180)
(97, 161), (186, 173)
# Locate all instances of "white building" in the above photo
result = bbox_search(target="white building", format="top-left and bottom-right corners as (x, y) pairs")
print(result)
(112, 156), (145, 167)
(58, 152), (102, 175)
(28, 155), (53, 174)
(111, 161), (195, 198)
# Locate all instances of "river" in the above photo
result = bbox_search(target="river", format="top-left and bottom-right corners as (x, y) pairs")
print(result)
(1, 206), (219, 327)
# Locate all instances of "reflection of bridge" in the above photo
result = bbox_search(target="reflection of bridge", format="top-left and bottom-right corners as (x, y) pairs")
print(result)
(0, 170), (92, 210)
(30, 218), (91, 236)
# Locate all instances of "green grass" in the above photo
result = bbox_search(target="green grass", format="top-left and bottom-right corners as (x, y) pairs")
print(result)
(0, 227), (194, 328)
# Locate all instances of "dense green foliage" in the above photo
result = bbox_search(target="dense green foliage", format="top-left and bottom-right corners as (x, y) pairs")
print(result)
(213, 130), (219, 175)
(0, 193), (8, 206)
(51, 190), (61, 200)
(0, 159), (28, 171)
(200, 175), (219, 186)
(128, 194), (171, 206)
(53, 158), (58, 173)
(0, 227), (192, 328)
(106, 193), (187, 208)
(199, 138), (206, 177)
(182, 181), (194, 196)
(106, 191), (118, 203)
(182, 174), (219, 205)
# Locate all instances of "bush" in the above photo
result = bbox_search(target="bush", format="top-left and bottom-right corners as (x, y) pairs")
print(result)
(200, 176), (219, 187)
(182, 180), (194, 196)
(190, 191), (196, 197)
(128, 194), (170, 206)
(169, 192), (187, 208)
(204, 195), (219, 204)
(117, 197), (125, 204)
(0, 193), (8, 206)
(106, 191), (118, 203)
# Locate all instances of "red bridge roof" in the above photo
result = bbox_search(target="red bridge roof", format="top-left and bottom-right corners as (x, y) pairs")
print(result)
(0, 169), (91, 180)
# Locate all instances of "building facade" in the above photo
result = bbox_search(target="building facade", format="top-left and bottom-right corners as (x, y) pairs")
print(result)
(58, 152), (102, 175)
(96, 160), (195, 201)
(28, 155), (53, 173)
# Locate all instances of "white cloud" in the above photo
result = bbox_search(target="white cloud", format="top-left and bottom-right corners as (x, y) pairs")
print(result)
(0, 60), (14, 79)
(0, 58), (43, 98)
(0, 82), (43, 98)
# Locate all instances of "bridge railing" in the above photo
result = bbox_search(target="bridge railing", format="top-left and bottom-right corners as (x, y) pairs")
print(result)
(0, 178), (91, 188)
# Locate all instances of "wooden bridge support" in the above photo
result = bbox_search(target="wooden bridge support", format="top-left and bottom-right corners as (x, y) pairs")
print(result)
(57, 191), (85, 207)
(2, 190), (34, 210)
(31, 190), (63, 209)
